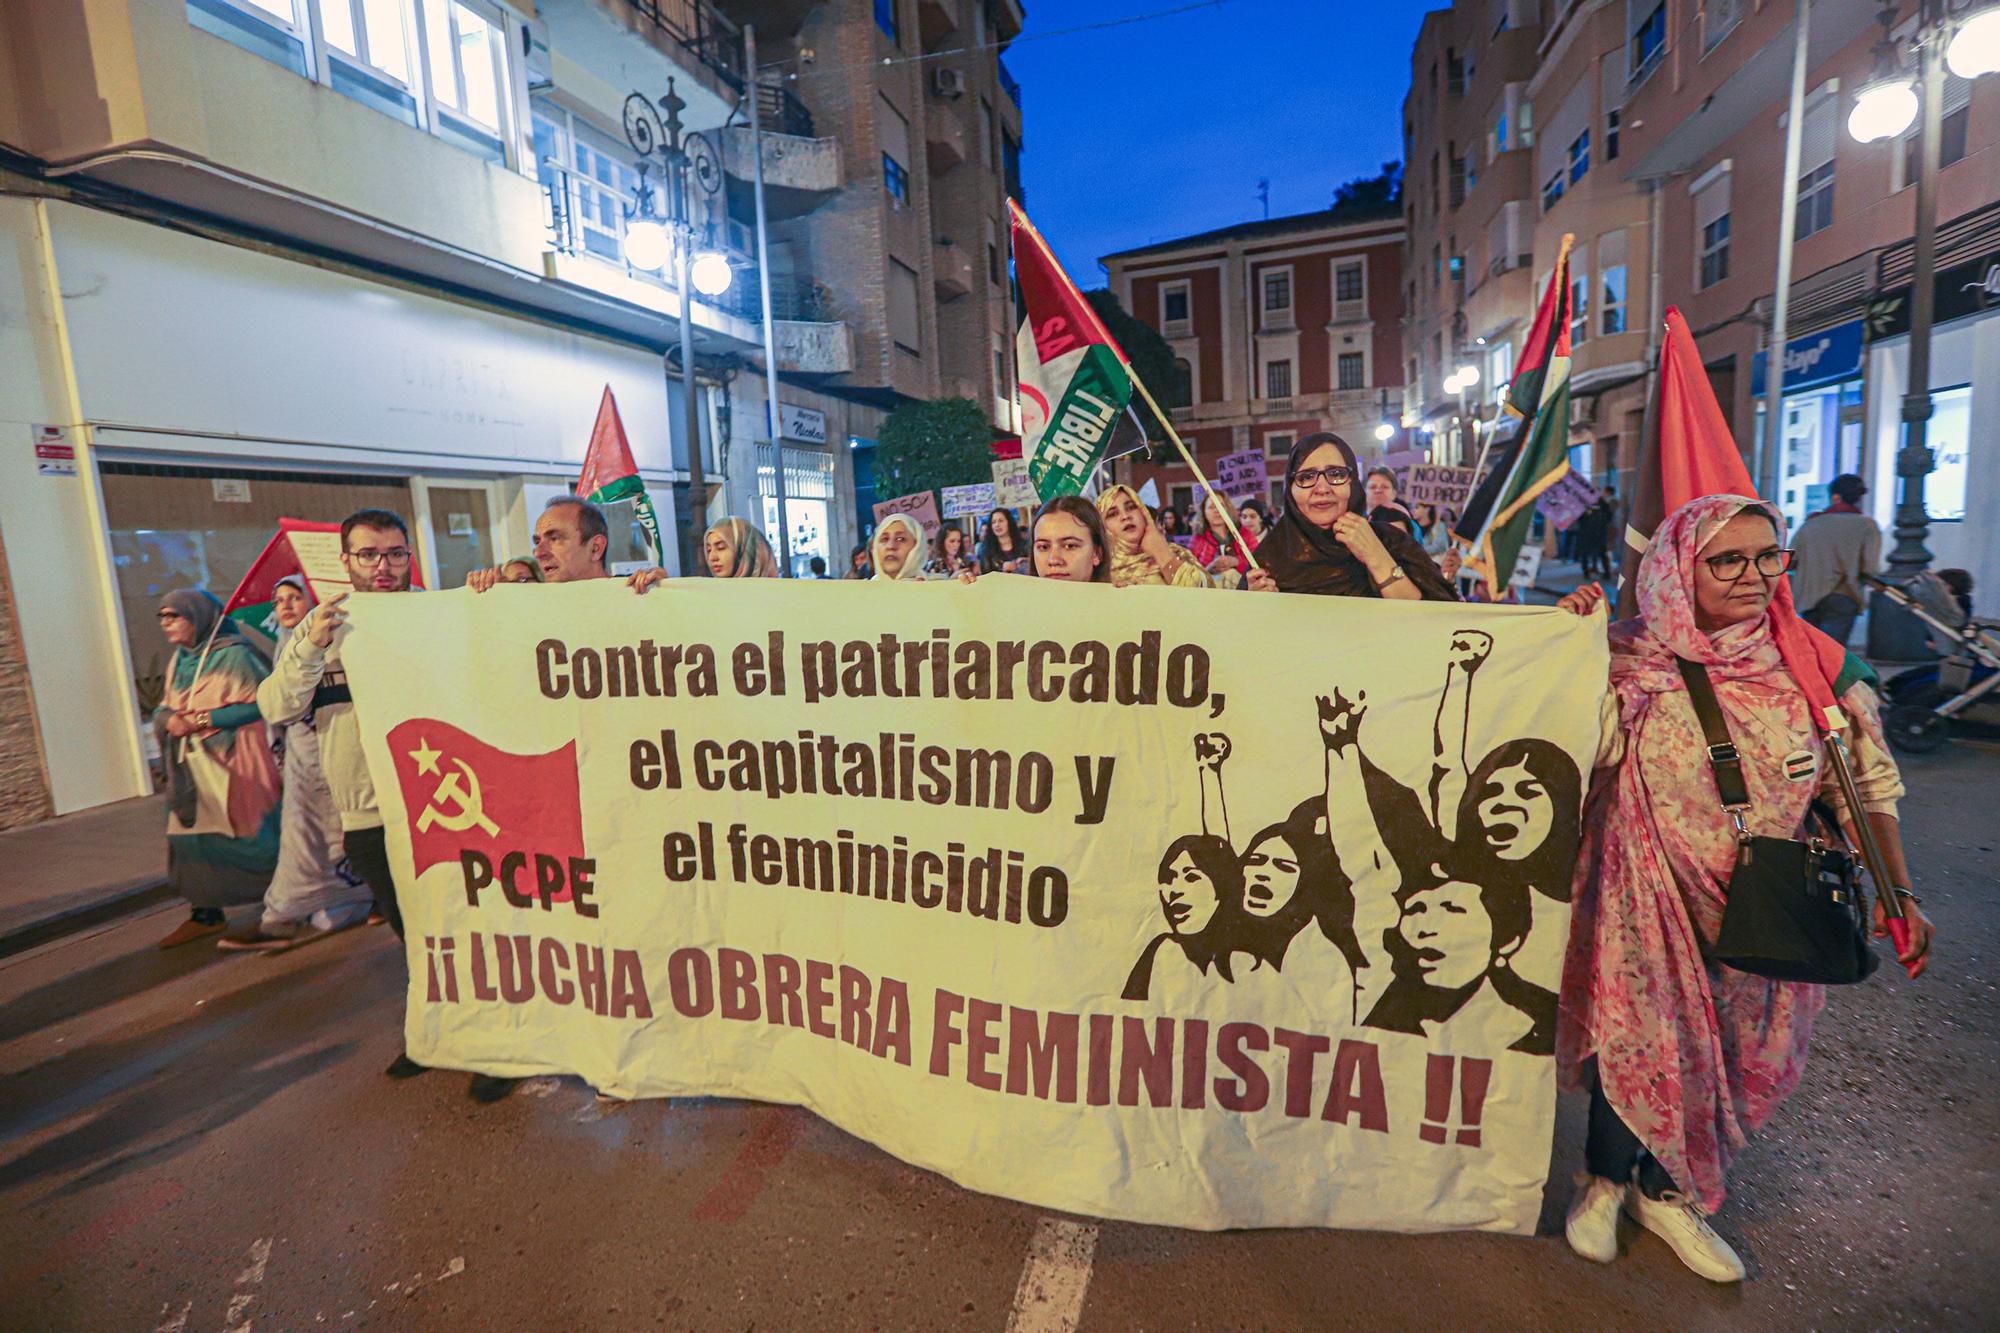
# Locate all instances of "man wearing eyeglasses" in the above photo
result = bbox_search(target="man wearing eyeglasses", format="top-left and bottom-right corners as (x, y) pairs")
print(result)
(258, 508), (516, 1104)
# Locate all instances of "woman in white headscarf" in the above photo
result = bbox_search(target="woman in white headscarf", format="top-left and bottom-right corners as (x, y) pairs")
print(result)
(870, 513), (929, 582)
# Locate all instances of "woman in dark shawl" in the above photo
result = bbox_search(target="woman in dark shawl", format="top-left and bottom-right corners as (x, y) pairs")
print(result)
(1256, 432), (1457, 600)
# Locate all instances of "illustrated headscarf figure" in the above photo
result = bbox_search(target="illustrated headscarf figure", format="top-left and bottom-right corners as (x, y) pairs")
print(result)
(1256, 432), (1457, 599)
(705, 517), (781, 578)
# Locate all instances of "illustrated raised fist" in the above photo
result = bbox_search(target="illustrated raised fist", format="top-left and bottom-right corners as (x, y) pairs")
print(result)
(1316, 687), (1368, 754)
(1447, 629), (1494, 672)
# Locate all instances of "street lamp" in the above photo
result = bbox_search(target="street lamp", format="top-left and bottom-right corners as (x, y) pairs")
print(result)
(623, 78), (727, 548)
(1373, 422), (1395, 443)
(1849, 2), (1999, 654)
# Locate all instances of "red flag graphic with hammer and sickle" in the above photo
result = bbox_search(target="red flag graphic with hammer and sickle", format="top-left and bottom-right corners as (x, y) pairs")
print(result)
(387, 720), (584, 880)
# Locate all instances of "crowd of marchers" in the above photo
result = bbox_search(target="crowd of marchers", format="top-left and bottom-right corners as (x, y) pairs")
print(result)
(146, 429), (1932, 1283)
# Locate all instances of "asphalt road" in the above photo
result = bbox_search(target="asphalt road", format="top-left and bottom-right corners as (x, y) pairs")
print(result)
(2, 744), (1994, 1331)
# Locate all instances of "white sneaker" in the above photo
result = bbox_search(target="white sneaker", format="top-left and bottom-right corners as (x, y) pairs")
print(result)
(1564, 1174), (1624, 1263)
(1624, 1187), (1746, 1283)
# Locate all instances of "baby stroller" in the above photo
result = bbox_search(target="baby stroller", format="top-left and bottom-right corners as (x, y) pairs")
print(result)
(1867, 572), (2000, 753)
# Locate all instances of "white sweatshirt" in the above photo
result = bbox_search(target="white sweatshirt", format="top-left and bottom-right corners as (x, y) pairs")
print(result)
(257, 607), (382, 832)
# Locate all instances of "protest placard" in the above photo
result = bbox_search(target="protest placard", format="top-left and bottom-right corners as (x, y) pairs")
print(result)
(1216, 449), (1269, 500)
(941, 484), (999, 520)
(346, 582), (1604, 1234)
(991, 459), (1037, 509)
(1536, 472), (1601, 532)
(1405, 465), (1482, 511)
(872, 491), (941, 538)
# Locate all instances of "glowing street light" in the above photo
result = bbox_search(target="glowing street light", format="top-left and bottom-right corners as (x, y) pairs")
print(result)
(1946, 5), (2000, 77)
(622, 218), (672, 272)
(1847, 76), (1918, 141)
(1373, 422), (1395, 443)
(689, 249), (735, 297)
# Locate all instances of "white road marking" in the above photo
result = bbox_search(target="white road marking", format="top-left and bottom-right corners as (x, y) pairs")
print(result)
(1004, 1218), (1099, 1333)
(153, 1300), (191, 1333)
(237, 1237), (272, 1285)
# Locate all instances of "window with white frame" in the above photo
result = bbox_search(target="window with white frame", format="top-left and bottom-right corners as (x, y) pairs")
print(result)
(183, 0), (517, 165)
(534, 107), (644, 264)
(1569, 262), (1590, 344)
(1628, 1), (1666, 85)
(1895, 70), (1972, 190)
(1334, 261), (1366, 320)
(1262, 268), (1293, 321)
(1265, 430), (1296, 460)
(1337, 351), (1367, 391)
(1568, 129), (1590, 184)
(1703, 0), (1743, 54)
(1692, 163), (1732, 290)
(1264, 359), (1294, 400)
(1160, 280), (1192, 331)
(1598, 229), (1628, 335)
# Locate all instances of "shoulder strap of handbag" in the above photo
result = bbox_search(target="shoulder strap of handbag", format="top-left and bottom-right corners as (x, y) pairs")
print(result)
(1673, 656), (1753, 814)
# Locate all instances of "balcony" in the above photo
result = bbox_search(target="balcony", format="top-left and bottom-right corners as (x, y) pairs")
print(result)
(721, 114), (841, 220)
(935, 242), (974, 300)
(926, 112), (969, 176)
(625, 0), (745, 89)
(774, 320), (853, 374)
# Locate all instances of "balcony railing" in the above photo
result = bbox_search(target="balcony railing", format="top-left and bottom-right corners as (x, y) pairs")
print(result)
(627, 0), (746, 91)
(998, 57), (1021, 108)
(754, 80), (814, 138)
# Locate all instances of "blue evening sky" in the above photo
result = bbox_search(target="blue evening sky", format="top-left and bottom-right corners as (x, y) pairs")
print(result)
(1005, 0), (1438, 285)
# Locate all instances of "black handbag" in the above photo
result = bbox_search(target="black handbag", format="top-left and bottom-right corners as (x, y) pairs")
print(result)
(1676, 658), (1878, 985)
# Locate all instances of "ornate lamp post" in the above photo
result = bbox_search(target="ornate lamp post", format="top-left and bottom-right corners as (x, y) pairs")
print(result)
(1847, 1), (2000, 654)
(622, 79), (733, 548)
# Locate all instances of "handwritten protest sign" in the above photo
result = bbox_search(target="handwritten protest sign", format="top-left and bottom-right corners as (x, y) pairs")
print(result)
(1536, 472), (1602, 532)
(872, 491), (941, 538)
(345, 583), (1604, 1234)
(1216, 449), (1269, 500)
(941, 484), (999, 520)
(991, 459), (1037, 509)
(1405, 465), (1482, 511)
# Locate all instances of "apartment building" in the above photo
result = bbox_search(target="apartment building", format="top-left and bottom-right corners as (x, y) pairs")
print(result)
(1402, 0), (1544, 464)
(1101, 204), (1407, 517)
(1619, 0), (2000, 597)
(0, 0), (1021, 831)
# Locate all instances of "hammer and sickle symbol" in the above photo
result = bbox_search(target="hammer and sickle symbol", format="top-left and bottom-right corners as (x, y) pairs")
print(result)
(417, 758), (499, 837)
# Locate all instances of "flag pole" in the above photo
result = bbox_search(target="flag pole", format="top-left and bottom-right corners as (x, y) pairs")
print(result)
(1008, 200), (1260, 570)
(1125, 370), (1262, 572)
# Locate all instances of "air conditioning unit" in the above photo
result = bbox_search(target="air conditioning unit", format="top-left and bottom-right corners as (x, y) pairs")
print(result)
(519, 18), (553, 91)
(932, 67), (967, 99)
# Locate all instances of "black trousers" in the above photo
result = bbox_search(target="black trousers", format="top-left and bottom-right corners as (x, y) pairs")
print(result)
(1585, 1062), (1677, 1199)
(341, 825), (403, 941)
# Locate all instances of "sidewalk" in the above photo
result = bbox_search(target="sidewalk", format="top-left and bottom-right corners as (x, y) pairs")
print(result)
(0, 793), (169, 951)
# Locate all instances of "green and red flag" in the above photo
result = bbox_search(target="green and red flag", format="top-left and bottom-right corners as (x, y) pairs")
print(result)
(220, 518), (363, 652)
(1454, 236), (1576, 597)
(577, 385), (662, 560)
(1620, 307), (1853, 727)
(1009, 199), (1135, 500)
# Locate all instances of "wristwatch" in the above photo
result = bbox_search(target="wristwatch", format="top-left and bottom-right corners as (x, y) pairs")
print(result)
(1375, 566), (1408, 592)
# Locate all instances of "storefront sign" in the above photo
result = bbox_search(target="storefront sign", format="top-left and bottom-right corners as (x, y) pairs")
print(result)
(1868, 247), (2000, 341)
(780, 404), (828, 445)
(1750, 319), (1864, 397)
(941, 483), (999, 520)
(31, 424), (76, 476)
(212, 478), (253, 504)
(342, 579), (1604, 1233)
(1216, 449), (1269, 499)
(991, 459), (1037, 509)
(873, 490), (941, 538)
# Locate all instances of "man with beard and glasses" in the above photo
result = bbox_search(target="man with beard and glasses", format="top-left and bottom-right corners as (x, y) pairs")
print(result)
(260, 508), (518, 1105)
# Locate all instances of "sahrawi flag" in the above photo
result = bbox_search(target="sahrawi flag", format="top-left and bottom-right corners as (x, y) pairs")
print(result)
(1455, 236), (1575, 597)
(1009, 199), (1134, 499)
(577, 385), (662, 560)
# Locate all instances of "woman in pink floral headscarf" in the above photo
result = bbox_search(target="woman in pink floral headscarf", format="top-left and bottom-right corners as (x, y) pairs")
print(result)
(1552, 494), (1933, 1283)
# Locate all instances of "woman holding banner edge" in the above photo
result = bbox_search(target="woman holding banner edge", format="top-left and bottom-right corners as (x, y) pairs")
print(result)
(1258, 434), (1456, 600)
(1553, 494), (1932, 1282)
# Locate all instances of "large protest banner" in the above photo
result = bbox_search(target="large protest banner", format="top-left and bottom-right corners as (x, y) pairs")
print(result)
(343, 581), (1605, 1234)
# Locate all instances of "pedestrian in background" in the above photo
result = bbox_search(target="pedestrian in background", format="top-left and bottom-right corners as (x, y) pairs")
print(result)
(1190, 490), (1256, 588)
(219, 575), (372, 952)
(977, 507), (1027, 574)
(843, 543), (872, 580)
(1791, 473), (1881, 647)
(806, 555), (828, 579)
(1364, 467), (1423, 542)
(1554, 494), (1931, 1282)
(1237, 499), (1271, 545)
(923, 523), (976, 578)
(152, 589), (283, 950)
(497, 558), (541, 584)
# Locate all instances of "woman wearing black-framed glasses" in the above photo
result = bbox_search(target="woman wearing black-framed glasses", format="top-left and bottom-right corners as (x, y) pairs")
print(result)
(1252, 433), (1457, 599)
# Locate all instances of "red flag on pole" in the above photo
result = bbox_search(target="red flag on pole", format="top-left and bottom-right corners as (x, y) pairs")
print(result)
(1623, 308), (1849, 732)
(577, 386), (663, 560)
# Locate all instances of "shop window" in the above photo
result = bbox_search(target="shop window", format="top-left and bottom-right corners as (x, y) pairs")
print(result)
(758, 445), (839, 578)
(1925, 385), (1971, 522)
